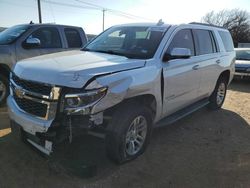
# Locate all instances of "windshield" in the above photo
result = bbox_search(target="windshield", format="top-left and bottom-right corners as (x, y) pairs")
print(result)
(0, 25), (30, 45)
(236, 49), (250, 61)
(83, 26), (166, 59)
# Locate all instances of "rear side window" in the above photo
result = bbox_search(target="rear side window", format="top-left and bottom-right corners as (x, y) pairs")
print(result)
(218, 31), (234, 52)
(28, 27), (62, 48)
(193, 29), (215, 55)
(167, 29), (195, 56)
(64, 28), (82, 48)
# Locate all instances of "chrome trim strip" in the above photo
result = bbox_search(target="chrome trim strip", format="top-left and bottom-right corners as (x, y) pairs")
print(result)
(10, 79), (61, 100)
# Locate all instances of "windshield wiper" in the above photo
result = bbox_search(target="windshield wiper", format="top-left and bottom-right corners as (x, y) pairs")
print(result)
(81, 48), (147, 59)
(89, 49), (134, 58)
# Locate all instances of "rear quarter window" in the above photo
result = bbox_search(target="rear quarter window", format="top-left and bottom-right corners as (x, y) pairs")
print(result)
(64, 28), (82, 48)
(218, 31), (234, 52)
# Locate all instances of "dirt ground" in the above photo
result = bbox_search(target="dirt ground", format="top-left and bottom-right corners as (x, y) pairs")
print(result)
(0, 79), (250, 188)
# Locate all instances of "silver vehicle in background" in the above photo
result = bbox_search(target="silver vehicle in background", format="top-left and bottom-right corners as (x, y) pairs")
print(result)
(234, 48), (250, 78)
(0, 23), (88, 105)
(8, 22), (235, 163)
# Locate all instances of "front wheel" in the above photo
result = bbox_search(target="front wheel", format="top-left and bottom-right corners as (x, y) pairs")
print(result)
(208, 77), (227, 110)
(105, 103), (153, 164)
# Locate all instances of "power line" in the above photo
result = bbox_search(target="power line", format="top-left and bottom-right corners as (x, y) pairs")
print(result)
(37, 0), (154, 31)
(40, 0), (100, 10)
(74, 0), (152, 21)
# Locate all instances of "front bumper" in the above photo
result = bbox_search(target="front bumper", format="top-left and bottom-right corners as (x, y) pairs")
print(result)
(7, 95), (53, 135)
(8, 94), (104, 156)
(10, 120), (53, 155)
(235, 66), (250, 77)
(234, 72), (250, 77)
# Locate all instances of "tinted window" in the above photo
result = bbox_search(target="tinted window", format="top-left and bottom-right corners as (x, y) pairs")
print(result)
(28, 27), (62, 48)
(218, 31), (234, 52)
(193, 29), (214, 55)
(64, 28), (82, 48)
(167, 29), (195, 56)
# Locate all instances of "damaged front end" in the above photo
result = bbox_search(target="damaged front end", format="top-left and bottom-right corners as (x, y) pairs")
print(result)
(8, 73), (109, 156)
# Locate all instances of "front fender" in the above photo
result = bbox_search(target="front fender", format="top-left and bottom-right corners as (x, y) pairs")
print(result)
(90, 65), (163, 122)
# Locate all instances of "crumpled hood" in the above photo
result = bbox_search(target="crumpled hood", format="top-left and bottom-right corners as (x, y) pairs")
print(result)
(14, 50), (146, 88)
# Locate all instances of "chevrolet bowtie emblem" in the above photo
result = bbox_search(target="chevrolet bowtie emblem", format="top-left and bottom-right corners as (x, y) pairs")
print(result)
(14, 87), (25, 99)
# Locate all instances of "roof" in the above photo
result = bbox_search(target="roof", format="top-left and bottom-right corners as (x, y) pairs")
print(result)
(111, 22), (171, 28)
(15, 23), (82, 29)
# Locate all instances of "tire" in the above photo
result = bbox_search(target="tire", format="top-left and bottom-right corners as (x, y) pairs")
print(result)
(105, 102), (153, 164)
(208, 77), (227, 110)
(0, 74), (9, 106)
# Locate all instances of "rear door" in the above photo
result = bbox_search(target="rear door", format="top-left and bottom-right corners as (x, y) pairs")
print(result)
(192, 29), (221, 98)
(162, 29), (201, 116)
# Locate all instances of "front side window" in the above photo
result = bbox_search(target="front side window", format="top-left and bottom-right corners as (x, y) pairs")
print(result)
(83, 26), (167, 59)
(193, 29), (214, 55)
(167, 29), (195, 56)
(27, 27), (62, 48)
(0, 25), (30, 45)
(64, 28), (82, 48)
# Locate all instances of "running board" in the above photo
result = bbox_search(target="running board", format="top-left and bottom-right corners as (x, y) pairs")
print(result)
(155, 99), (209, 128)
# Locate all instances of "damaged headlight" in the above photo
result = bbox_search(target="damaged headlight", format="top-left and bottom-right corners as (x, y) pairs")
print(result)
(64, 87), (107, 115)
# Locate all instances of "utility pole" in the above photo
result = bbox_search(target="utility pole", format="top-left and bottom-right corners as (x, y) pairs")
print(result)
(37, 0), (42, 23)
(102, 9), (106, 31)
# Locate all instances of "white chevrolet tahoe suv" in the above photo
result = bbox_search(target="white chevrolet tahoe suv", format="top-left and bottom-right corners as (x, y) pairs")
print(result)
(8, 22), (235, 163)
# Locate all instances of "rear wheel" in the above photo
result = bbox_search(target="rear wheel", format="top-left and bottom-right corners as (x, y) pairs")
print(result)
(0, 74), (9, 106)
(105, 103), (153, 164)
(208, 77), (227, 110)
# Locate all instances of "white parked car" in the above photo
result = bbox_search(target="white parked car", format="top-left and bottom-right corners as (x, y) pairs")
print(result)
(234, 48), (250, 78)
(8, 22), (235, 163)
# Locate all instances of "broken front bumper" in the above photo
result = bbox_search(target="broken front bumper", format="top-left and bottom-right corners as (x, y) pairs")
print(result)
(8, 95), (100, 155)
(10, 120), (55, 155)
(7, 95), (53, 135)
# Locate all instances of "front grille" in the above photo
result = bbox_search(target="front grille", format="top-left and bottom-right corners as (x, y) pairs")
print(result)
(12, 74), (52, 96)
(13, 93), (48, 118)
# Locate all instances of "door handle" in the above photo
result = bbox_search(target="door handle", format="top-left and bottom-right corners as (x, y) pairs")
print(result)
(216, 59), (221, 64)
(192, 65), (199, 70)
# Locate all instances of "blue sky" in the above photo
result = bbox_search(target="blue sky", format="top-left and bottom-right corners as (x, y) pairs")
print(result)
(0, 0), (250, 34)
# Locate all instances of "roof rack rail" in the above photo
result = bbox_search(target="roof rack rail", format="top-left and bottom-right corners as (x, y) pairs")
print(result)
(189, 22), (225, 29)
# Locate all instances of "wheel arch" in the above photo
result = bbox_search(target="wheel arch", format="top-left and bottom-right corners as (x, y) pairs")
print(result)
(219, 69), (230, 85)
(104, 94), (157, 121)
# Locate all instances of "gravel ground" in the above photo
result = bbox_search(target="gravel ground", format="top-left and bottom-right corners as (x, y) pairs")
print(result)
(0, 79), (249, 188)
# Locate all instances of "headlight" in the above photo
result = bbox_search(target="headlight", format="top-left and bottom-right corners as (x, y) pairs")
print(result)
(64, 87), (107, 110)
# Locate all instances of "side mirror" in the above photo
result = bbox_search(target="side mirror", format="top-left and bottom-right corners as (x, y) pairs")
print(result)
(163, 48), (191, 62)
(23, 38), (41, 49)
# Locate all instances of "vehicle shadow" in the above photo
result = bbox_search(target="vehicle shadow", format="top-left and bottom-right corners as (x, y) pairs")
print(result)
(1, 107), (250, 187)
(228, 78), (250, 93)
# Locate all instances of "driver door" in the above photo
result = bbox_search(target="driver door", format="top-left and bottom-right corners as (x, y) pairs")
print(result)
(162, 29), (201, 116)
